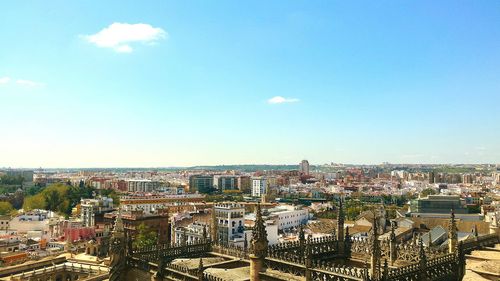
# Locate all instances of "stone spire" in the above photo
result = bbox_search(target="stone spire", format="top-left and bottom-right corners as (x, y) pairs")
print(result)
(203, 224), (208, 241)
(382, 259), (389, 281)
(113, 209), (124, 237)
(370, 211), (381, 280)
(336, 197), (345, 241)
(251, 203), (268, 257)
(181, 228), (187, 246)
(419, 235), (426, 261)
(244, 232), (248, 252)
(389, 222), (396, 242)
(109, 210), (126, 281)
(250, 203), (268, 281)
(305, 235), (313, 281)
(427, 231), (432, 253)
(448, 209), (458, 253)
(299, 225), (306, 247)
(419, 235), (428, 281)
(389, 222), (397, 265)
(197, 258), (204, 281)
(211, 204), (218, 242)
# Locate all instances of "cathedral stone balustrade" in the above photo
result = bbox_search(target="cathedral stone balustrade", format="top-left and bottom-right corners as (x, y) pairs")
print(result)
(114, 207), (499, 281)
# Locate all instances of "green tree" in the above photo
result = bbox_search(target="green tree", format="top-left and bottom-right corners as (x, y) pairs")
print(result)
(0, 202), (15, 216)
(23, 195), (46, 211)
(133, 223), (158, 248)
(26, 184), (44, 196)
(41, 184), (70, 213)
(44, 189), (62, 211)
(420, 188), (437, 197)
(0, 175), (24, 185)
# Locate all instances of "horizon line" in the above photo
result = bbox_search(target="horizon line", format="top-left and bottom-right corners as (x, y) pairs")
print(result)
(1, 162), (498, 170)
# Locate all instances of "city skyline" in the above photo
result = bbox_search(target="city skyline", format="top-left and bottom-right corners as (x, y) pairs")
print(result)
(1, 1), (500, 167)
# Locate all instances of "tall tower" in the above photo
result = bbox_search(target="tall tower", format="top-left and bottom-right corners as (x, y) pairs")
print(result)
(448, 210), (458, 253)
(299, 160), (310, 175)
(109, 211), (126, 281)
(250, 203), (268, 281)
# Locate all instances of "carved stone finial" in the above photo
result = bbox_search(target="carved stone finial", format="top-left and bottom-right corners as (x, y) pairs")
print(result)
(299, 225), (306, 245)
(382, 259), (389, 280)
(337, 197), (345, 241)
(390, 222), (396, 242)
(244, 232), (248, 251)
(211, 204), (218, 242)
(198, 257), (204, 280)
(448, 209), (458, 253)
(203, 224), (208, 241)
(251, 203), (268, 258)
(109, 210), (126, 281)
(418, 235), (426, 261)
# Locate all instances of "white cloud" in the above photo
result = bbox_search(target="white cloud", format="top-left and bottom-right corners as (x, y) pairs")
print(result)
(16, 79), (44, 87)
(0, 77), (11, 84)
(267, 96), (300, 104)
(83, 23), (167, 53)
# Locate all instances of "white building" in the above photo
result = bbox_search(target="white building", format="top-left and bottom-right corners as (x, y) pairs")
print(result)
(173, 222), (207, 244)
(267, 204), (309, 230)
(80, 197), (114, 227)
(252, 177), (267, 197)
(214, 203), (245, 246)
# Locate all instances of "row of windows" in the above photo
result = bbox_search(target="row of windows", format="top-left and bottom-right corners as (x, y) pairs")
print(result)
(280, 220), (303, 226)
(279, 213), (306, 220)
(218, 219), (243, 227)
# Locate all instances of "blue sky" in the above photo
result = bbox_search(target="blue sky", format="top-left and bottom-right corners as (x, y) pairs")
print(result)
(1, 1), (499, 167)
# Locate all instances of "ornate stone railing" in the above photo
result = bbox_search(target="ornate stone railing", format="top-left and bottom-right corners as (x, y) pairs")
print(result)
(203, 271), (231, 281)
(351, 237), (371, 257)
(352, 237), (448, 264)
(131, 240), (212, 263)
(11, 262), (109, 279)
(268, 250), (306, 264)
(265, 256), (368, 281)
(386, 253), (460, 281)
(462, 233), (500, 252)
(311, 261), (368, 281)
(167, 262), (199, 276)
(212, 243), (248, 259)
(268, 235), (346, 260)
